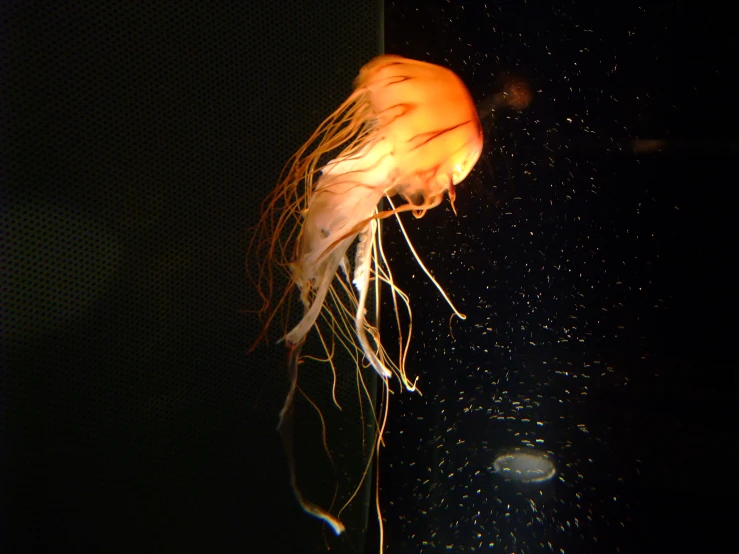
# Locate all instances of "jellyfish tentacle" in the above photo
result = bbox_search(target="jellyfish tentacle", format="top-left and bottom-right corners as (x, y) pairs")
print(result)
(277, 340), (346, 536)
(386, 196), (467, 321)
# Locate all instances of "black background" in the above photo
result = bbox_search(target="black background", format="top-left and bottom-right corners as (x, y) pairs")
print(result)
(2, 1), (380, 553)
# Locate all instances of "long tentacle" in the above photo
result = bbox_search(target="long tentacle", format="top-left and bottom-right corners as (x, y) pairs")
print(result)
(277, 338), (346, 536)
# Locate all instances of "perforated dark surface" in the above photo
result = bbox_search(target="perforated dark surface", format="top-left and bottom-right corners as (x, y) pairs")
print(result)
(1, 2), (381, 552)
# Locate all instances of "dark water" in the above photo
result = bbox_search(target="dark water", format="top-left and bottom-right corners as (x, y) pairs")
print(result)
(375, 1), (737, 552)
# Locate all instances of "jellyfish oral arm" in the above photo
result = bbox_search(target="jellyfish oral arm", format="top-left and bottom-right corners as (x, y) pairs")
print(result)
(283, 144), (392, 347)
(283, 233), (355, 346)
(352, 217), (393, 379)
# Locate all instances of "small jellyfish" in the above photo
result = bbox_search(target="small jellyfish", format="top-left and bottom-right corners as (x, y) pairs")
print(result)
(493, 448), (557, 484)
(478, 73), (533, 119)
(498, 74), (533, 111)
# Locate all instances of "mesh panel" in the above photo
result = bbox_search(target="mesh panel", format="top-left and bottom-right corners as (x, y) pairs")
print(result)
(1, 1), (381, 552)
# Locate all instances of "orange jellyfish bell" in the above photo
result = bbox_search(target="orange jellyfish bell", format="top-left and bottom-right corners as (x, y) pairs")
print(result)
(356, 56), (484, 212)
(247, 55), (482, 543)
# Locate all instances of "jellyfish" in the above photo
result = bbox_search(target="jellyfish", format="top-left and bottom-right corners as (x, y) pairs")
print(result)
(247, 55), (482, 542)
(477, 73), (533, 116)
(493, 449), (557, 485)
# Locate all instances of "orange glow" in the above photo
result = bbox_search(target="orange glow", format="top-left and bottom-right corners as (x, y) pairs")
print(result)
(499, 74), (533, 110)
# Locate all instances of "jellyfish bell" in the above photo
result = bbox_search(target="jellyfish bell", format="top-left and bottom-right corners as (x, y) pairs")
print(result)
(359, 56), (483, 211)
(247, 55), (482, 544)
